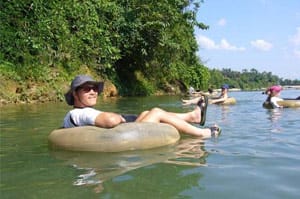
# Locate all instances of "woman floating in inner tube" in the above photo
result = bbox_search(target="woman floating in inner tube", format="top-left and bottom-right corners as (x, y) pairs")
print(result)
(62, 75), (221, 138)
(263, 85), (300, 109)
(264, 85), (284, 108)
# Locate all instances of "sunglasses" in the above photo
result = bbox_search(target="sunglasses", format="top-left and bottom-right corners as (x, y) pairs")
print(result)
(77, 85), (99, 93)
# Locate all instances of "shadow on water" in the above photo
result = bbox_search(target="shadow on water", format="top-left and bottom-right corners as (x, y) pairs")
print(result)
(50, 137), (208, 193)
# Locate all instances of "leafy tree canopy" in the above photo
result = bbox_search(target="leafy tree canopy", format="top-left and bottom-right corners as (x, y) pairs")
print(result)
(0, 0), (209, 96)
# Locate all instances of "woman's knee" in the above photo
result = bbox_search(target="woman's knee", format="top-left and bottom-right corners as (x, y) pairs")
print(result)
(140, 110), (149, 115)
(150, 107), (164, 113)
(148, 107), (166, 117)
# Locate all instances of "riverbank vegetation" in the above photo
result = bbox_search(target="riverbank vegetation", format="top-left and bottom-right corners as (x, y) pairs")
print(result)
(209, 68), (300, 90)
(1, 0), (298, 104)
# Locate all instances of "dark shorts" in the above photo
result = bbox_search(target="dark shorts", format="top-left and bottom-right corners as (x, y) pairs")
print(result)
(121, 114), (138, 122)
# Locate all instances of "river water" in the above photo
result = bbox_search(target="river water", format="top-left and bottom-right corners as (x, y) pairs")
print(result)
(1, 90), (300, 199)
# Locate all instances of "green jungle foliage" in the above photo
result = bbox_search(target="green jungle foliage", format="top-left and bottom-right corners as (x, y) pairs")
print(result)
(0, 0), (298, 103)
(1, 0), (210, 96)
(209, 68), (300, 90)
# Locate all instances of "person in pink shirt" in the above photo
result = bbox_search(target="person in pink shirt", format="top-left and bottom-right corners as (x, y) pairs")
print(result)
(264, 85), (283, 108)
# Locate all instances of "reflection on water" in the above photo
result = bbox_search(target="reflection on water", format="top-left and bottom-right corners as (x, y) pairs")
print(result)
(220, 105), (230, 123)
(165, 138), (207, 166)
(267, 108), (283, 133)
(50, 137), (207, 193)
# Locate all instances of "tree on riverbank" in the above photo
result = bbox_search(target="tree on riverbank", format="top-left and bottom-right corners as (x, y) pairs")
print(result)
(0, 0), (209, 100)
(1, 1), (298, 104)
(209, 68), (300, 90)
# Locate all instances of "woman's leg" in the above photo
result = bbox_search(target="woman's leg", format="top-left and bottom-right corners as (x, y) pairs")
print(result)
(138, 107), (212, 138)
(135, 110), (150, 122)
(136, 107), (201, 123)
(163, 107), (202, 123)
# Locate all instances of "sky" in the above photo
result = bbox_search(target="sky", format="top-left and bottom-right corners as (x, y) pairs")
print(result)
(194, 0), (300, 80)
